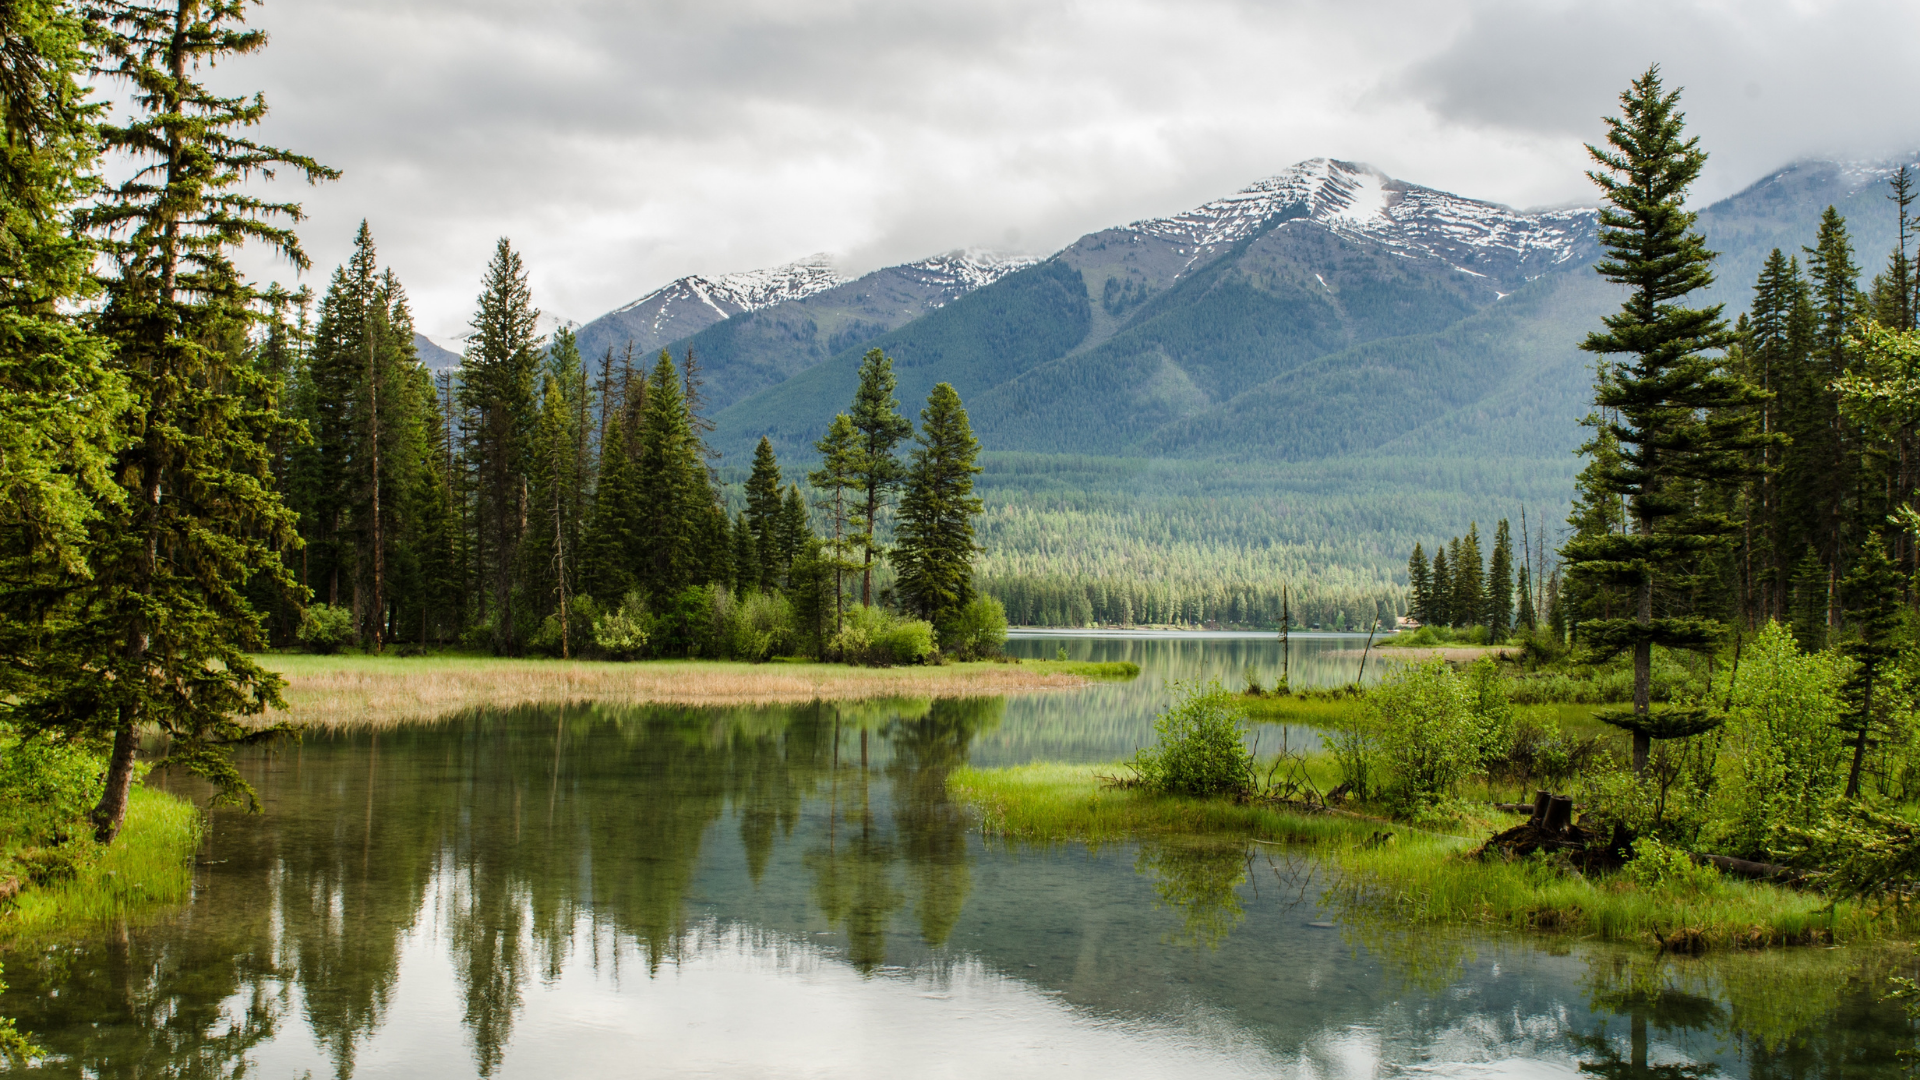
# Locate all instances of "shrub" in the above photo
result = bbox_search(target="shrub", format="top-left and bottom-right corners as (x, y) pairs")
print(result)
(1325, 714), (1382, 802)
(1623, 836), (1720, 892)
(729, 591), (796, 661)
(1369, 660), (1479, 809)
(592, 592), (652, 660)
(0, 733), (105, 840)
(1706, 621), (1847, 857)
(296, 603), (356, 654)
(942, 596), (1008, 660)
(832, 605), (935, 665)
(1129, 679), (1253, 797)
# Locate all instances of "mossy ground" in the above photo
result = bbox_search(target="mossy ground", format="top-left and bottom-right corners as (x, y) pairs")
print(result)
(948, 762), (1894, 950)
(3, 786), (201, 939)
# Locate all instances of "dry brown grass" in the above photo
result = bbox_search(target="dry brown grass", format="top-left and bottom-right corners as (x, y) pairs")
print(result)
(259, 654), (1092, 727)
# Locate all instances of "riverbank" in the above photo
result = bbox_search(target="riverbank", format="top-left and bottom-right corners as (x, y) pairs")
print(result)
(948, 763), (1890, 950)
(260, 654), (1136, 727)
(2, 786), (200, 939)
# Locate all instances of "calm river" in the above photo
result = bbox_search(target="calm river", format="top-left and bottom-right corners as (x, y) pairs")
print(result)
(4, 633), (1913, 1077)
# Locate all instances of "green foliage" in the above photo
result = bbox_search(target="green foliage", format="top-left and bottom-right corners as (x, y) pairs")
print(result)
(591, 591), (652, 660)
(1623, 836), (1721, 892)
(1129, 679), (1254, 798)
(1775, 803), (1920, 908)
(1707, 622), (1848, 856)
(0, 731), (104, 842)
(893, 382), (983, 631)
(830, 604), (934, 666)
(296, 604), (356, 654)
(1367, 660), (1484, 808)
(729, 591), (796, 662)
(943, 596), (1007, 660)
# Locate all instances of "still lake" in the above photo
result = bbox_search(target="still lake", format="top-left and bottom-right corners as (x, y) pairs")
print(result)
(4, 633), (1913, 1077)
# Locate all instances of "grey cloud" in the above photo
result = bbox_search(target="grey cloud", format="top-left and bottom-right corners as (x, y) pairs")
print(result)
(201, 0), (1920, 341)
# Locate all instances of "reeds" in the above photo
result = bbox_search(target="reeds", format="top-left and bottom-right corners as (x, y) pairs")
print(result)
(261, 654), (1095, 728)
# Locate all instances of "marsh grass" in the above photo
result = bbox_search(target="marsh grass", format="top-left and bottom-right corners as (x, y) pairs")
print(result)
(261, 654), (1103, 727)
(5, 786), (199, 938)
(948, 763), (1897, 949)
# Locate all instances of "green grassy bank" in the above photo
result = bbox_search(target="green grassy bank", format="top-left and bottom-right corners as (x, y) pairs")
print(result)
(3, 785), (201, 939)
(948, 763), (1890, 950)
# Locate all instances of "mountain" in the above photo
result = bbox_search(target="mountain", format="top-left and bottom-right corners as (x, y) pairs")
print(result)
(412, 332), (463, 370)
(573, 254), (848, 367)
(712, 159), (1600, 461)
(576, 249), (1036, 411)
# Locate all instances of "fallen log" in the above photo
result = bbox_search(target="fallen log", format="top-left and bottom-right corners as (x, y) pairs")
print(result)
(1691, 852), (1806, 883)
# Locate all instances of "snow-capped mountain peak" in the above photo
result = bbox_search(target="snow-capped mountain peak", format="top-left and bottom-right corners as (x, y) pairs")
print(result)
(899, 248), (1040, 292)
(612, 253), (849, 327)
(1130, 158), (1597, 279)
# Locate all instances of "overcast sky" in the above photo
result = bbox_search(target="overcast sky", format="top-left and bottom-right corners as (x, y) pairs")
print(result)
(207, 0), (1920, 343)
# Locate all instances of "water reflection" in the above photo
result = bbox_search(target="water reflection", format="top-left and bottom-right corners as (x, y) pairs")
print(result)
(2, 689), (1915, 1077)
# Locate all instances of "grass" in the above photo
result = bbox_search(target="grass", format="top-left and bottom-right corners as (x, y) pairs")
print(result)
(3, 785), (201, 938)
(947, 762), (1895, 950)
(260, 652), (1115, 727)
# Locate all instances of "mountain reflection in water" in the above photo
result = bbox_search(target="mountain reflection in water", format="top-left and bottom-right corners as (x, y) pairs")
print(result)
(1, 663), (1914, 1077)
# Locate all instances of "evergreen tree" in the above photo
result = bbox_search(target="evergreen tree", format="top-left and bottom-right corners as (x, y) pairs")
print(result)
(778, 484), (810, 584)
(1406, 543), (1432, 624)
(1799, 205), (1865, 624)
(730, 511), (757, 594)
(1788, 544), (1829, 651)
(461, 238), (542, 651)
(893, 383), (984, 636)
(581, 414), (638, 602)
(633, 351), (709, 602)
(1486, 519), (1513, 638)
(1562, 66), (1766, 774)
(1743, 249), (1808, 622)
(1455, 525), (1485, 628)
(745, 436), (782, 590)
(1516, 564), (1537, 631)
(1429, 546), (1452, 628)
(809, 412), (863, 631)
(0, 0), (127, 701)
(1839, 533), (1901, 799)
(847, 349), (913, 605)
(49, 0), (334, 840)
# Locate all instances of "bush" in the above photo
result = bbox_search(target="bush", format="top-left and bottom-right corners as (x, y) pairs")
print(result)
(592, 591), (652, 660)
(1623, 836), (1719, 892)
(1129, 679), (1253, 797)
(1706, 621), (1847, 857)
(296, 603), (356, 654)
(0, 733), (105, 841)
(1369, 660), (1480, 809)
(943, 596), (1008, 660)
(832, 605), (935, 665)
(1325, 714), (1382, 802)
(729, 591), (796, 661)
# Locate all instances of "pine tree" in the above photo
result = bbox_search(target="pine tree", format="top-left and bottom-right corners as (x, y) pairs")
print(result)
(1789, 544), (1828, 651)
(1744, 250), (1807, 621)
(633, 351), (708, 602)
(1800, 206), (1864, 626)
(461, 238), (542, 651)
(1406, 543), (1432, 624)
(1455, 525), (1485, 628)
(1840, 534), (1901, 799)
(893, 383), (984, 636)
(847, 349), (913, 605)
(745, 436), (783, 590)
(1563, 66), (1766, 774)
(730, 511), (757, 595)
(809, 412), (864, 631)
(778, 485), (810, 584)
(1429, 547), (1452, 628)
(1516, 564), (1537, 631)
(51, 0), (334, 840)
(1486, 519), (1513, 638)
(582, 414), (638, 602)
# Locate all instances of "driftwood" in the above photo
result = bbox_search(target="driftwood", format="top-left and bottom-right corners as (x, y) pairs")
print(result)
(1691, 852), (1806, 883)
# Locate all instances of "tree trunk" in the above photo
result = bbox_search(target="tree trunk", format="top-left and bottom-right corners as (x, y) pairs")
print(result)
(1846, 667), (1872, 798)
(91, 721), (140, 843)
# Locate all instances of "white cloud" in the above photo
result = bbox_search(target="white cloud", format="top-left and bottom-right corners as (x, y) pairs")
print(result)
(193, 0), (1920, 341)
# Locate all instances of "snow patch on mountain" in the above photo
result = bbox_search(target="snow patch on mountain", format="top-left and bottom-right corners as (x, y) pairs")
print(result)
(899, 249), (1039, 294)
(612, 253), (849, 334)
(1129, 158), (1597, 278)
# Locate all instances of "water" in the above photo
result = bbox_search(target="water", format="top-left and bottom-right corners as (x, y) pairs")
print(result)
(5, 634), (1913, 1078)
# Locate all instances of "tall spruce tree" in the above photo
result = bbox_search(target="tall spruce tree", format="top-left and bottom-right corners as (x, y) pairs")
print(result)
(1839, 533), (1901, 799)
(581, 413), (638, 603)
(461, 238), (542, 651)
(1406, 543), (1432, 625)
(847, 349), (913, 606)
(633, 350), (705, 602)
(1455, 525), (1485, 628)
(809, 412), (863, 631)
(744, 436), (782, 590)
(52, 0), (334, 840)
(1563, 65), (1767, 774)
(1486, 519), (1514, 638)
(1429, 546), (1452, 627)
(1801, 206), (1865, 625)
(893, 383), (984, 635)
